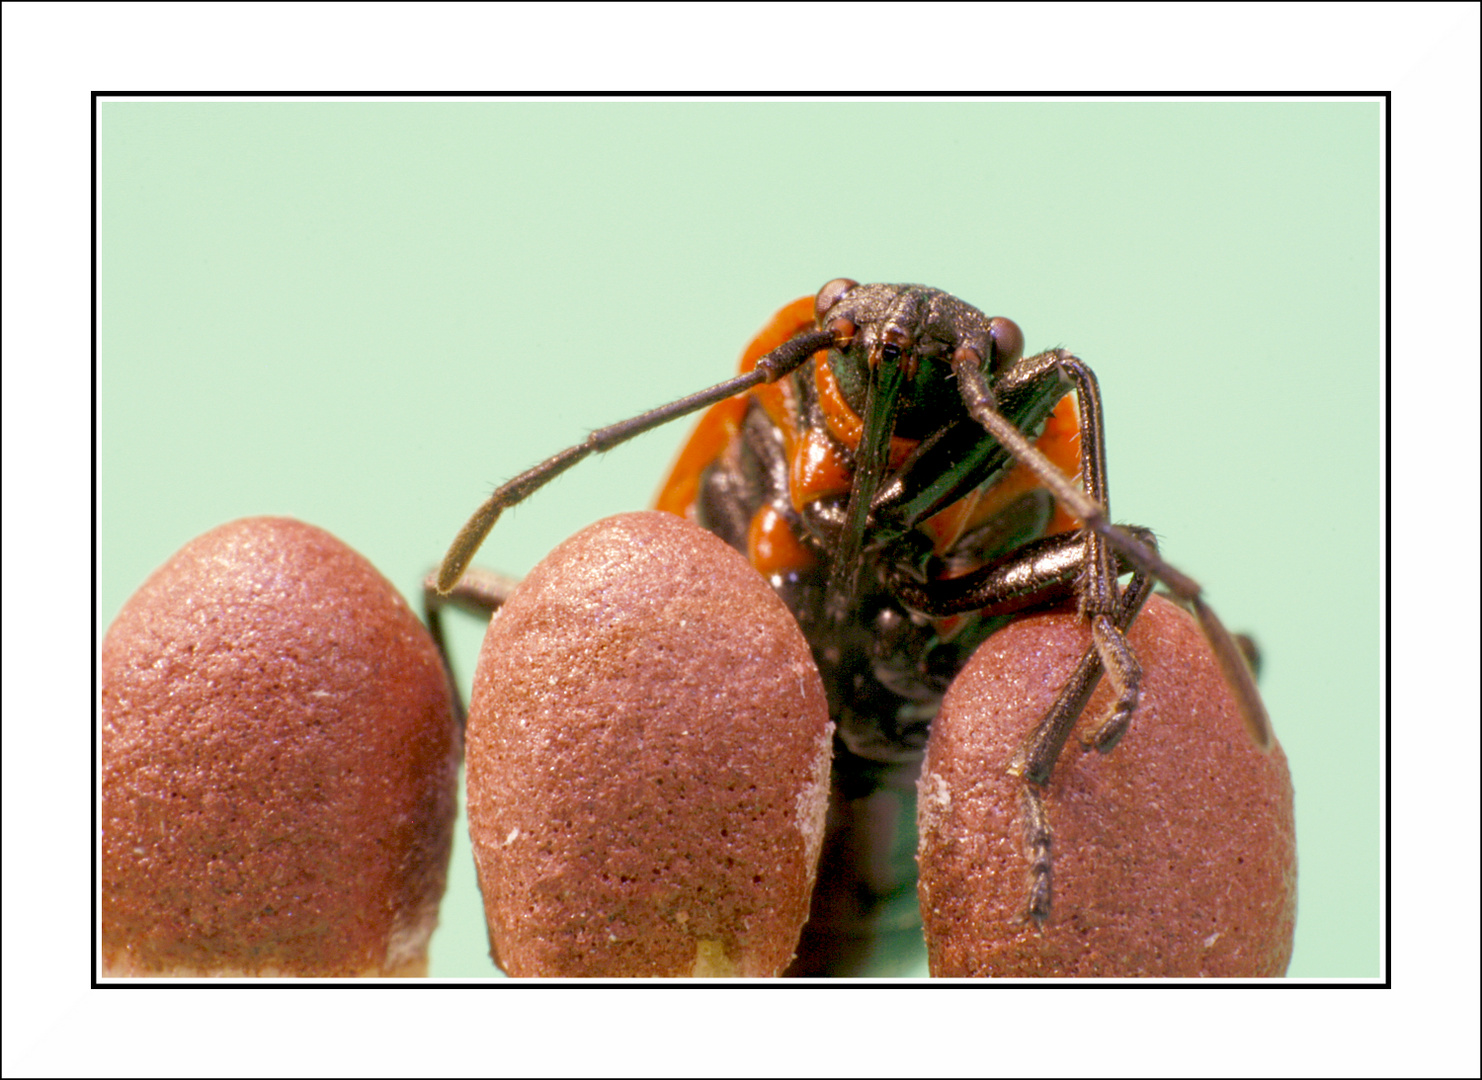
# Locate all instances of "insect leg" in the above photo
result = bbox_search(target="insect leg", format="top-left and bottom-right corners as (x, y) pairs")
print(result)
(892, 527), (1157, 763)
(1013, 558), (1156, 926)
(953, 351), (1272, 749)
(1021, 785), (1055, 928)
(955, 348), (1145, 739)
(1014, 549), (1158, 783)
(437, 328), (834, 593)
(422, 565), (521, 730)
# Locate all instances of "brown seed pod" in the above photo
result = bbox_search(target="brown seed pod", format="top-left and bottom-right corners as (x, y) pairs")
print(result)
(917, 595), (1296, 977)
(466, 511), (832, 977)
(102, 517), (459, 977)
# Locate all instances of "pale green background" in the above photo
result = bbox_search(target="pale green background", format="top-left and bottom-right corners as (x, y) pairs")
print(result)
(98, 99), (1382, 980)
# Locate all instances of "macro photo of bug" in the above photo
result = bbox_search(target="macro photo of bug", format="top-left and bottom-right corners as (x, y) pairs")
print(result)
(431, 278), (1297, 979)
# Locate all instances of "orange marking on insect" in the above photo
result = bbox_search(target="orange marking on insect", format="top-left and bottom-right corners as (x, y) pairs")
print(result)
(931, 611), (971, 641)
(917, 488), (988, 558)
(812, 353), (918, 471)
(789, 426), (853, 511)
(889, 394), (1082, 559)
(962, 392), (1083, 538)
(654, 296), (815, 519)
(657, 293), (1083, 589)
(747, 299), (818, 465)
(653, 392), (749, 520)
(747, 504), (819, 578)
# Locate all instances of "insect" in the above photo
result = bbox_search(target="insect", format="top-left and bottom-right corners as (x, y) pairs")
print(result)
(432, 279), (1271, 972)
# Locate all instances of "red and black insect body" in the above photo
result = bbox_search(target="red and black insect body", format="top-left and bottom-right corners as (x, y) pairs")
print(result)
(655, 286), (1084, 765)
(435, 279), (1270, 974)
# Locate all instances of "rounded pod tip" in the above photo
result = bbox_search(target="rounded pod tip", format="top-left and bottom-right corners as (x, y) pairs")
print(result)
(918, 594), (1296, 978)
(466, 511), (832, 978)
(102, 516), (459, 977)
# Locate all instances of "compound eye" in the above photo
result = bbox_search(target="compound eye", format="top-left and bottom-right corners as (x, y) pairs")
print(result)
(815, 278), (859, 322)
(988, 317), (1024, 371)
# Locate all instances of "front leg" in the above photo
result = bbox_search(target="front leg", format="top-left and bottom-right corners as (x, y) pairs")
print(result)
(916, 586), (1293, 976)
(1012, 560), (1155, 926)
(423, 565), (521, 730)
(892, 526), (1159, 924)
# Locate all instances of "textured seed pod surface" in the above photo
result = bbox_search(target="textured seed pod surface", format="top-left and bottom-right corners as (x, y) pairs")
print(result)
(918, 595), (1296, 977)
(467, 511), (832, 977)
(102, 516), (459, 977)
